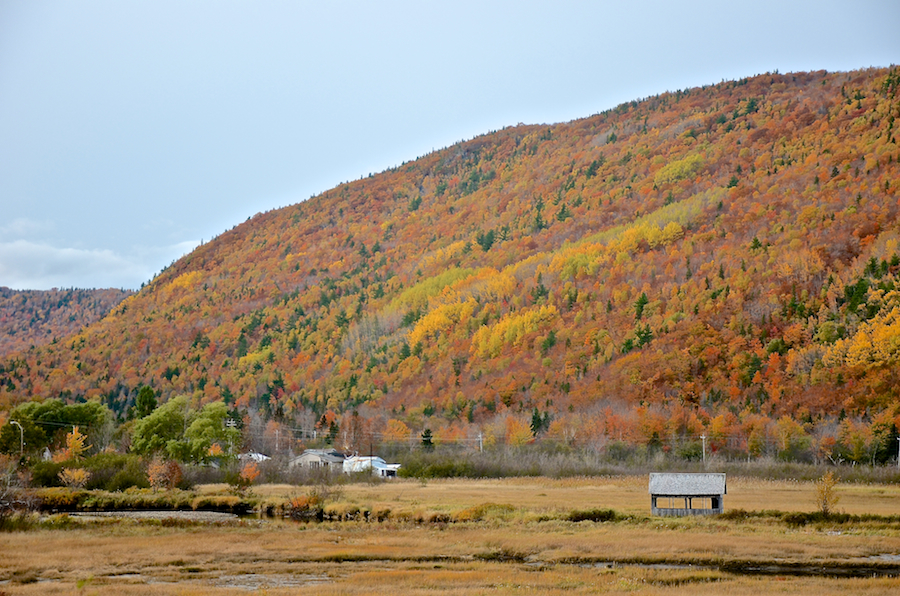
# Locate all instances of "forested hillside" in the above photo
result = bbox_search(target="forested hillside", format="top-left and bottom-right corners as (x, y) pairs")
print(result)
(0, 288), (133, 358)
(2, 68), (899, 463)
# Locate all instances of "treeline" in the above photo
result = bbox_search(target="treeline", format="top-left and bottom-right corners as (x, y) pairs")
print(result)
(2, 388), (898, 493)
(0, 287), (132, 357)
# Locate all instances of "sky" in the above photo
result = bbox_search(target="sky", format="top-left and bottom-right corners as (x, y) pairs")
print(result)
(1, 1), (898, 290)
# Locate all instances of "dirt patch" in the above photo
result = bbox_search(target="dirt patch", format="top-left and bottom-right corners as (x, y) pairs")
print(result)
(212, 573), (331, 590)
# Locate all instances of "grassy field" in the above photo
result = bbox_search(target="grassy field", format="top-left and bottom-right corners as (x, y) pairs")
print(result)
(2, 476), (900, 595)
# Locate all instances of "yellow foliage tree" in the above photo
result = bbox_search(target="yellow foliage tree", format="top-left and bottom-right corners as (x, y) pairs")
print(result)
(814, 471), (840, 516)
(382, 419), (412, 444)
(408, 299), (477, 346)
(59, 467), (90, 489)
(64, 426), (91, 461)
(471, 304), (559, 358)
(505, 417), (533, 447)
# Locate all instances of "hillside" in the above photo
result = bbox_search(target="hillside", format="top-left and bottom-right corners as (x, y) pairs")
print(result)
(2, 68), (899, 460)
(0, 287), (133, 358)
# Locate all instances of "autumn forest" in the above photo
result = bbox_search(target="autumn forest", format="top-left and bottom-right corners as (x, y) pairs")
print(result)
(2, 67), (900, 466)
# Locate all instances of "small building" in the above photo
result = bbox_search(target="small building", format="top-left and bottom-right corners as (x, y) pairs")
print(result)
(342, 455), (401, 478)
(649, 473), (726, 516)
(238, 451), (271, 463)
(289, 448), (345, 471)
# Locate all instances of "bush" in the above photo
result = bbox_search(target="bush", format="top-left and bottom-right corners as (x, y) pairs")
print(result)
(717, 508), (752, 521)
(454, 502), (516, 522)
(191, 495), (252, 514)
(0, 512), (38, 532)
(34, 487), (88, 511)
(82, 453), (149, 491)
(286, 494), (324, 522)
(398, 457), (475, 479)
(566, 508), (617, 523)
(30, 454), (149, 491)
(30, 461), (64, 487)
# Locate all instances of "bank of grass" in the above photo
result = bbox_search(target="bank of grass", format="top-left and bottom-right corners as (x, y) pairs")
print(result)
(2, 511), (899, 595)
(4, 475), (900, 594)
(13, 475), (900, 533)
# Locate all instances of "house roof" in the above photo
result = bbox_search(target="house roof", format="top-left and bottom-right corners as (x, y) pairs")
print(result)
(649, 473), (726, 495)
(342, 455), (401, 473)
(291, 449), (345, 464)
(238, 452), (271, 462)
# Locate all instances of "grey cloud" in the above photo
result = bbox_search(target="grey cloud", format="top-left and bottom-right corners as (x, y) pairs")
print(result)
(0, 239), (198, 290)
(0, 218), (56, 240)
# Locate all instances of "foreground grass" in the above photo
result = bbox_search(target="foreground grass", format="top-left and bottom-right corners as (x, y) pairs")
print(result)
(2, 476), (899, 594)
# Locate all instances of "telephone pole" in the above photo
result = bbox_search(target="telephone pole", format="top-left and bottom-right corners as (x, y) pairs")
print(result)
(10, 421), (23, 457)
(226, 419), (237, 455)
(700, 434), (707, 466)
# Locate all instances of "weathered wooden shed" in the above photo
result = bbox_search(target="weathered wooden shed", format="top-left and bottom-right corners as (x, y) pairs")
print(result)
(649, 473), (726, 516)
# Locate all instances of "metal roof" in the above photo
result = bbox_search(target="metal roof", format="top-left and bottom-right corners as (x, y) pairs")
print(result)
(342, 456), (401, 474)
(648, 473), (726, 495)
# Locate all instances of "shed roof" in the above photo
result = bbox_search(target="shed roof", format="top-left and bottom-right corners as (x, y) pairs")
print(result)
(649, 473), (726, 495)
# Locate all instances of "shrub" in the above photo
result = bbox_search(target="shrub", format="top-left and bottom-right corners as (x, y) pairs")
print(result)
(565, 508), (617, 523)
(717, 508), (752, 521)
(191, 495), (251, 514)
(454, 502), (516, 522)
(286, 494), (324, 522)
(30, 461), (64, 487)
(815, 471), (841, 516)
(148, 458), (182, 491)
(59, 468), (90, 489)
(83, 453), (148, 491)
(324, 503), (366, 521)
(398, 458), (475, 479)
(34, 487), (88, 511)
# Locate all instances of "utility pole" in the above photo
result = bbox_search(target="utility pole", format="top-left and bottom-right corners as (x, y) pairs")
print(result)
(226, 419), (237, 455)
(10, 421), (23, 457)
(700, 434), (707, 467)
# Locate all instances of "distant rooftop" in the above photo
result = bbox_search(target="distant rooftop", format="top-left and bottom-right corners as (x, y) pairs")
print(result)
(649, 473), (726, 495)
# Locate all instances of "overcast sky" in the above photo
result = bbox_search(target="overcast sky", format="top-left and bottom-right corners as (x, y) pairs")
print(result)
(1, 1), (898, 290)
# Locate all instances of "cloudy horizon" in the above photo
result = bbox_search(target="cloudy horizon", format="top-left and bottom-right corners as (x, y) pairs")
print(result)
(2, 0), (897, 291)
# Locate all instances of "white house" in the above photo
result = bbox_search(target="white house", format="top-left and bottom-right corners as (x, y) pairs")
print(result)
(238, 451), (271, 463)
(289, 448), (345, 471)
(342, 455), (401, 478)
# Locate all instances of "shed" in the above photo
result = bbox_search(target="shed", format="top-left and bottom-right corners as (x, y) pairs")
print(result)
(289, 449), (345, 471)
(649, 473), (726, 516)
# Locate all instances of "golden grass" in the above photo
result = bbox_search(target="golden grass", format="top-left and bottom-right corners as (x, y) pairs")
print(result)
(311, 474), (900, 517)
(2, 476), (899, 595)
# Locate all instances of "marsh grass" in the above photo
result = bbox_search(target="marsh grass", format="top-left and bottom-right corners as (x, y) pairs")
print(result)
(3, 477), (900, 594)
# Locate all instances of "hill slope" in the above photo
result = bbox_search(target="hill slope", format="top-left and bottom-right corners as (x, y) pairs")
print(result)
(2, 68), (899, 457)
(0, 287), (133, 358)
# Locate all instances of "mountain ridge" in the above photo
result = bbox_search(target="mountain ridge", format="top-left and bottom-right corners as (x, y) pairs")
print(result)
(2, 67), (899, 460)
(0, 287), (133, 358)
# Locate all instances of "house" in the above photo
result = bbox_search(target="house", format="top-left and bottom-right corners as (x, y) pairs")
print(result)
(342, 455), (401, 478)
(238, 451), (271, 463)
(289, 448), (345, 471)
(649, 473), (726, 516)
